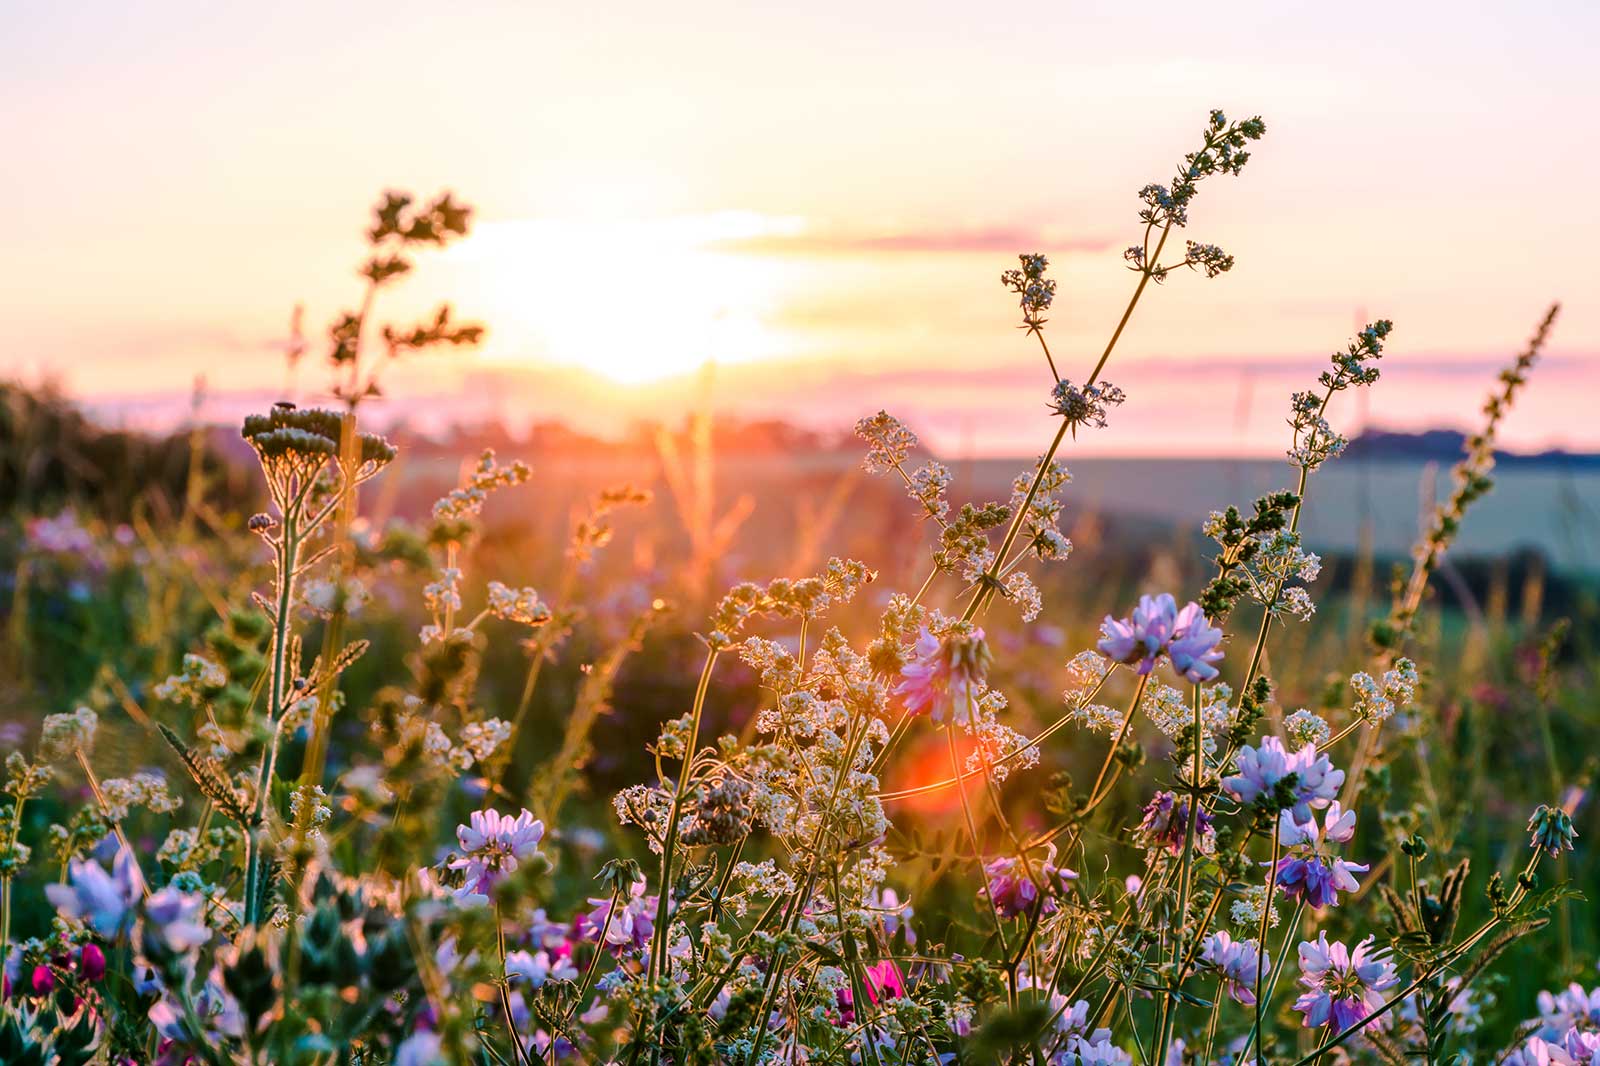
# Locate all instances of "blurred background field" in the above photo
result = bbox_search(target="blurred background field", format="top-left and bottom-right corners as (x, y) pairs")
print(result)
(4, 370), (1597, 1027)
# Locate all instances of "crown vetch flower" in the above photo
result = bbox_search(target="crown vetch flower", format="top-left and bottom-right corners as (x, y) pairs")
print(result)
(1200, 931), (1266, 1005)
(1224, 736), (1344, 823)
(894, 625), (991, 724)
(142, 886), (212, 954)
(448, 808), (545, 901)
(1137, 790), (1216, 856)
(1528, 804), (1578, 858)
(1273, 804), (1369, 911)
(1098, 593), (1178, 674)
(77, 942), (107, 983)
(505, 947), (578, 989)
(1168, 602), (1224, 683)
(577, 880), (656, 955)
(1097, 595), (1223, 682)
(1293, 933), (1399, 1033)
(836, 959), (907, 1026)
(44, 847), (144, 937)
(981, 853), (1077, 919)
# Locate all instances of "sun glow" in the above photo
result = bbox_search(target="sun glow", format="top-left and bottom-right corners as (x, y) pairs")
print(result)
(443, 213), (803, 384)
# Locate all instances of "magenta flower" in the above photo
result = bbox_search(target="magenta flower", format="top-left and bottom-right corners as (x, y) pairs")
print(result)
(1293, 933), (1399, 1033)
(894, 626), (991, 724)
(78, 942), (107, 983)
(981, 853), (1076, 919)
(1273, 804), (1368, 911)
(448, 808), (545, 901)
(1200, 931), (1266, 1005)
(836, 959), (907, 1026)
(1223, 736), (1345, 823)
(1136, 790), (1216, 856)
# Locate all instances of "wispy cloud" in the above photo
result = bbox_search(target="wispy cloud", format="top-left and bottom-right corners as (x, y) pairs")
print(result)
(716, 226), (1113, 256)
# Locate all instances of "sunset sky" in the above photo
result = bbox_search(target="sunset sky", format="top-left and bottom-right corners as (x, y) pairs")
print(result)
(4, 1), (1596, 456)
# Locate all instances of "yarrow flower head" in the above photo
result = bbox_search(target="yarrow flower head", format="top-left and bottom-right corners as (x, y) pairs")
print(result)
(448, 808), (545, 901)
(1098, 594), (1223, 682)
(855, 410), (918, 473)
(1001, 253), (1056, 330)
(894, 624), (992, 724)
(1528, 804), (1578, 858)
(1050, 379), (1127, 429)
(1293, 933), (1400, 1033)
(38, 706), (99, 762)
(1284, 709), (1331, 750)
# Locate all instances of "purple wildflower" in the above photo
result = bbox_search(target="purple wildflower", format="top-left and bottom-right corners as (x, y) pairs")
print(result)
(1223, 736), (1344, 823)
(1137, 790), (1217, 856)
(44, 847), (144, 937)
(835, 959), (906, 1026)
(577, 880), (656, 955)
(981, 852), (1076, 919)
(143, 886), (211, 953)
(1293, 933), (1399, 1033)
(1098, 595), (1224, 682)
(1273, 804), (1368, 911)
(1097, 594), (1179, 674)
(504, 948), (578, 988)
(1535, 982), (1600, 1039)
(1168, 602), (1224, 682)
(448, 808), (545, 901)
(1200, 931), (1266, 1005)
(894, 625), (991, 724)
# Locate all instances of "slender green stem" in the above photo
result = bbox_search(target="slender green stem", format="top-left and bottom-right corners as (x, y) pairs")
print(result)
(648, 648), (719, 985)
(245, 524), (300, 927)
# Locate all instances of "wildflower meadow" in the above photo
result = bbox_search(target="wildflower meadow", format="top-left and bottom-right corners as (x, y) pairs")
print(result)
(2, 107), (1597, 1066)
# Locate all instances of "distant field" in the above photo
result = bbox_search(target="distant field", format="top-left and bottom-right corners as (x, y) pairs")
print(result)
(964, 456), (1600, 573)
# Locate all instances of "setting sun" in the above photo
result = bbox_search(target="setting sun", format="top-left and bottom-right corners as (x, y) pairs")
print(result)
(441, 213), (803, 384)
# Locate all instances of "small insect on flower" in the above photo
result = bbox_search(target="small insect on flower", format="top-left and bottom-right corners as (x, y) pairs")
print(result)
(1137, 790), (1217, 857)
(447, 808), (545, 900)
(1293, 933), (1400, 1033)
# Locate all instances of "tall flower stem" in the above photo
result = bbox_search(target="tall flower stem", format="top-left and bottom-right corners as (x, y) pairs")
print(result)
(647, 647), (719, 986)
(244, 523), (300, 927)
(963, 224), (1173, 623)
(1153, 684), (1207, 1065)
